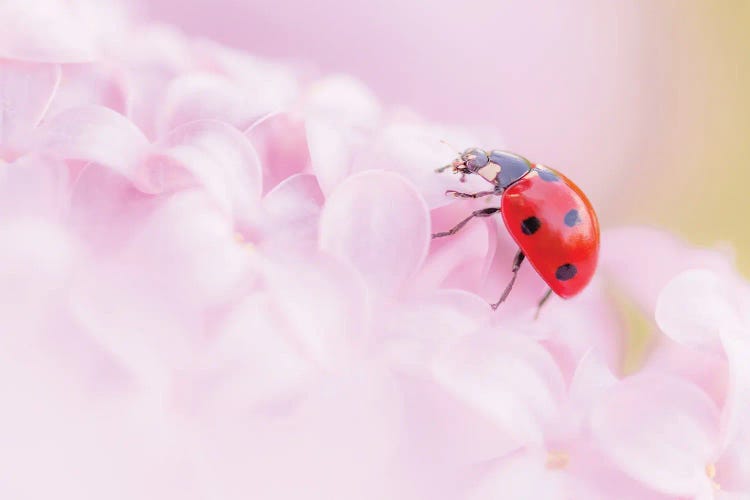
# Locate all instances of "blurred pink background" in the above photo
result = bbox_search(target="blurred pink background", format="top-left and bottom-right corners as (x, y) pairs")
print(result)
(142, 2), (664, 216)
(141, 0), (750, 271)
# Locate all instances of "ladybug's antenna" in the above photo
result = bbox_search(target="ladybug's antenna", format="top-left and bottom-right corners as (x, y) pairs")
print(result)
(436, 139), (464, 173)
(439, 139), (462, 156)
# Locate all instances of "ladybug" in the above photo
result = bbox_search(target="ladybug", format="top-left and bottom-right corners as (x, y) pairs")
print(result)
(434, 148), (599, 314)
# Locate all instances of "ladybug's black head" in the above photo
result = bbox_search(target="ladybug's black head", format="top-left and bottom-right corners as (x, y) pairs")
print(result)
(443, 148), (532, 188)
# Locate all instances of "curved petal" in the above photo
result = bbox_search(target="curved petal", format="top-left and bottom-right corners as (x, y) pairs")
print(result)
(45, 63), (130, 119)
(601, 227), (734, 316)
(0, 60), (60, 159)
(719, 325), (750, 450)
(257, 251), (368, 368)
(259, 173), (324, 253)
(305, 118), (355, 195)
(303, 75), (380, 127)
(157, 73), (268, 135)
(245, 111), (310, 192)
(467, 449), (564, 500)
(142, 120), (263, 226)
(319, 170), (430, 297)
(591, 373), (721, 496)
(655, 270), (739, 347)
(0, 0), (106, 63)
(417, 203), (497, 295)
(433, 331), (565, 449)
(384, 289), (491, 374)
(352, 121), (489, 208)
(35, 105), (148, 177)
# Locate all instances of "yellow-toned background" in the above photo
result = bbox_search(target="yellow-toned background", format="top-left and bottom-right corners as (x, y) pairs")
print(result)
(622, 2), (750, 275)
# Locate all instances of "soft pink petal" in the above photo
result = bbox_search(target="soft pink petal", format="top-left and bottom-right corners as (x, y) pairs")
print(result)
(601, 227), (734, 316)
(719, 325), (750, 450)
(319, 170), (430, 296)
(715, 430), (750, 492)
(467, 449), (565, 500)
(258, 173), (324, 253)
(45, 63), (130, 118)
(0, 0), (111, 63)
(417, 202), (497, 295)
(156, 73), (269, 134)
(0, 153), (69, 218)
(0, 60), (60, 159)
(256, 251), (369, 368)
(591, 373), (721, 496)
(142, 120), (262, 226)
(245, 111), (310, 192)
(305, 118), (357, 195)
(36, 105), (148, 177)
(192, 40), (299, 112)
(304, 75), (380, 195)
(384, 289), (491, 373)
(69, 191), (250, 385)
(643, 336), (728, 409)
(352, 121), (490, 208)
(434, 331), (565, 449)
(303, 74), (380, 126)
(656, 270), (739, 348)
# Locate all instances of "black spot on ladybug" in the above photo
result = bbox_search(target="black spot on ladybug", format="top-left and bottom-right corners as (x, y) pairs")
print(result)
(521, 216), (541, 235)
(564, 209), (581, 227)
(536, 168), (559, 182)
(555, 263), (577, 281)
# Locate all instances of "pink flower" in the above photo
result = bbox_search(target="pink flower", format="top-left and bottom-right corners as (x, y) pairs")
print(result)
(1, 2), (749, 499)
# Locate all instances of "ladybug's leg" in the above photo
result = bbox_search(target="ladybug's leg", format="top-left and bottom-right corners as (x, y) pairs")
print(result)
(490, 250), (525, 311)
(431, 207), (499, 239)
(534, 289), (553, 319)
(445, 189), (497, 199)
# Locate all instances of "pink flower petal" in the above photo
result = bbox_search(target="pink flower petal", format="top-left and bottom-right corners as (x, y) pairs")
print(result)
(304, 75), (380, 126)
(245, 111), (310, 192)
(0, 60), (60, 159)
(601, 227), (734, 316)
(305, 118), (356, 195)
(434, 331), (565, 449)
(257, 251), (368, 368)
(417, 203), (497, 294)
(719, 325), (750, 450)
(45, 63), (130, 119)
(142, 120), (262, 226)
(319, 170), (430, 296)
(352, 121), (489, 208)
(0, 0), (107, 63)
(384, 289), (491, 373)
(0, 153), (69, 218)
(591, 373), (721, 496)
(259, 173), (324, 253)
(304, 75), (381, 195)
(656, 270), (739, 347)
(36, 105), (148, 177)
(156, 73), (269, 135)
(467, 449), (565, 500)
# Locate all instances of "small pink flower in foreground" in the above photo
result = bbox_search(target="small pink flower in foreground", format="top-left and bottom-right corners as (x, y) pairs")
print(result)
(0, 2), (749, 499)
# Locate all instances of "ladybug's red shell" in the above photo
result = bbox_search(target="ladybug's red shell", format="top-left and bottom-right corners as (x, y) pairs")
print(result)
(500, 165), (599, 298)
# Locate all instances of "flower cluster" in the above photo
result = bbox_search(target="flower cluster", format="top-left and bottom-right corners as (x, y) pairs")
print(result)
(1, 2), (749, 499)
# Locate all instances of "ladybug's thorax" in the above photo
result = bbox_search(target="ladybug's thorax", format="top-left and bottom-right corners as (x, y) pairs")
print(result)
(488, 150), (533, 189)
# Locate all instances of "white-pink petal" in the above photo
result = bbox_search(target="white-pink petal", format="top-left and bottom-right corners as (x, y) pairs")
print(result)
(319, 170), (430, 297)
(434, 331), (566, 449)
(143, 120), (263, 225)
(656, 269), (739, 347)
(0, 60), (60, 159)
(36, 105), (148, 176)
(259, 173), (324, 253)
(591, 373), (721, 497)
